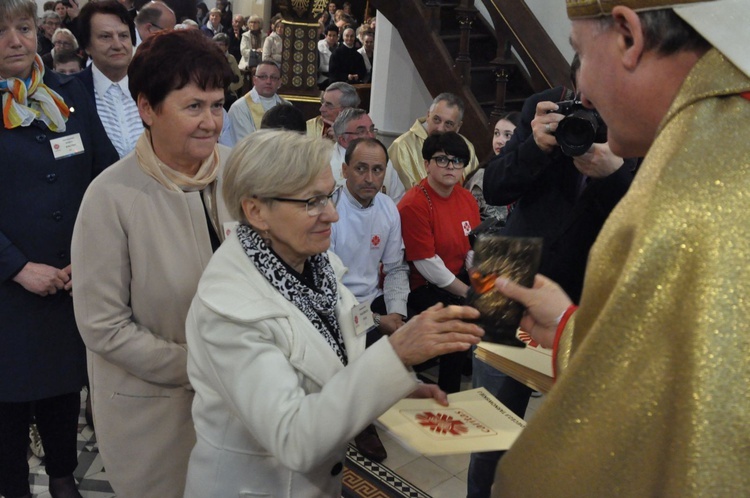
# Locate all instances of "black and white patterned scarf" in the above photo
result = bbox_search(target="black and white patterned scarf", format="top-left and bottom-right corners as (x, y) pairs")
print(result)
(237, 224), (348, 365)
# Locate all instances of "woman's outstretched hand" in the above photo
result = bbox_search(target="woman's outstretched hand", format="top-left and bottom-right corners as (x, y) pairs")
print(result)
(389, 304), (483, 367)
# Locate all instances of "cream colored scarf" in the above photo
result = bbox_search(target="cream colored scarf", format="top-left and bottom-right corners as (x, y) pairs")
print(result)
(135, 129), (224, 241)
(135, 128), (220, 192)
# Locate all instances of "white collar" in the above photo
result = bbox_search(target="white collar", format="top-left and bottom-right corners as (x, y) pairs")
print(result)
(342, 183), (374, 210)
(92, 64), (129, 98)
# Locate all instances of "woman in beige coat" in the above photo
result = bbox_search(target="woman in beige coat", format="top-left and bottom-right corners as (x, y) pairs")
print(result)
(71, 31), (233, 498)
(238, 15), (265, 70)
(262, 18), (284, 65)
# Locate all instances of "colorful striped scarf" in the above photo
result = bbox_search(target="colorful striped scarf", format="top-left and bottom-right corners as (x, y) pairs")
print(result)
(0, 54), (69, 131)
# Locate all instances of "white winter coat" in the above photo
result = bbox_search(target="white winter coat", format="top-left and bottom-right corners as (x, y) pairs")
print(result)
(183, 233), (418, 497)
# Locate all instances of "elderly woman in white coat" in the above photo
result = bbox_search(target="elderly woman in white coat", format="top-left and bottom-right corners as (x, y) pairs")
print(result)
(183, 130), (484, 497)
(238, 15), (265, 70)
(71, 30), (233, 498)
(261, 18), (283, 65)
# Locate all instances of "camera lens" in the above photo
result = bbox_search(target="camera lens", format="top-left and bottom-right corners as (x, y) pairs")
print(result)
(556, 111), (600, 156)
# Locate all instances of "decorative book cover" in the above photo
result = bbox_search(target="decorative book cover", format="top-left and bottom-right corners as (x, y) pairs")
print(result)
(377, 388), (526, 456)
(475, 331), (554, 394)
(466, 235), (543, 346)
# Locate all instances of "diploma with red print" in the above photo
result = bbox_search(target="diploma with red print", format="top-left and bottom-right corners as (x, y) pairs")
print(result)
(377, 388), (525, 456)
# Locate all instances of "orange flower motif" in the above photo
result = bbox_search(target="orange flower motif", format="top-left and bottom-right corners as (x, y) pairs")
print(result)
(415, 412), (468, 436)
(470, 271), (497, 295)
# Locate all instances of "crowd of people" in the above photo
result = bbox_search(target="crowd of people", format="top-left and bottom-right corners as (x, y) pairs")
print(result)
(1, 0), (748, 497)
(32, 0), (376, 94)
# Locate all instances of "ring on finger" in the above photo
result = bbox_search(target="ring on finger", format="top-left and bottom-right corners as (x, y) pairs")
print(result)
(545, 123), (551, 132)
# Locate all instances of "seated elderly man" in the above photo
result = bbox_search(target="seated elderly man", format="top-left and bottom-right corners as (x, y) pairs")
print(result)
(331, 108), (405, 204)
(307, 81), (360, 140)
(330, 137), (410, 462)
(389, 92), (479, 188)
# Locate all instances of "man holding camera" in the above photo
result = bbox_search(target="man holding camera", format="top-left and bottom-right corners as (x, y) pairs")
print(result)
(469, 72), (636, 497)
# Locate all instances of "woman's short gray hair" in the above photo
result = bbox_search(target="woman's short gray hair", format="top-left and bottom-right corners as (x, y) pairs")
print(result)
(40, 9), (61, 23)
(223, 130), (334, 223)
(0, 1), (37, 28)
(53, 27), (79, 49)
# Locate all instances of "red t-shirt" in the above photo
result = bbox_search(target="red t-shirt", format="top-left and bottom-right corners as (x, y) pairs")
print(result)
(398, 179), (480, 290)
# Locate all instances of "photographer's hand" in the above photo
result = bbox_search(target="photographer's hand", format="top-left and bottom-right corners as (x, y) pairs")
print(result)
(532, 101), (563, 154)
(573, 142), (624, 178)
(67, 0), (80, 19)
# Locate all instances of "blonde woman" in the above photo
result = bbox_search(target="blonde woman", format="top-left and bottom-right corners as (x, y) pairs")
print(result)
(262, 18), (283, 65)
(238, 14), (265, 70)
(183, 130), (484, 497)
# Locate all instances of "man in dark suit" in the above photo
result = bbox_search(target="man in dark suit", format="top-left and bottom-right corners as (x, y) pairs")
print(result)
(76, 1), (143, 159)
(468, 67), (637, 497)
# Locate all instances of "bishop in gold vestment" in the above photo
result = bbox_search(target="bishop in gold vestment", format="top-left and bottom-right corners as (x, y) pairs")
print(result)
(495, 48), (750, 497)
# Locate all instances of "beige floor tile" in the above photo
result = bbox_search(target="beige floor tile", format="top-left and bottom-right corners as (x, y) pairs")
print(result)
(427, 452), (471, 475)
(456, 467), (469, 483)
(427, 476), (469, 497)
(393, 457), (452, 491)
(378, 431), (421, 470)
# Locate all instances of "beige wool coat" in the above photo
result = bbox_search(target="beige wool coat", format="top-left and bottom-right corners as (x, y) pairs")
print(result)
(71, 147), (231, 498)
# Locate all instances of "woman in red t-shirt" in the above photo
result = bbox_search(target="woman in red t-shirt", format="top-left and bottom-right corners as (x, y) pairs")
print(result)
(397, 132), (480, 393)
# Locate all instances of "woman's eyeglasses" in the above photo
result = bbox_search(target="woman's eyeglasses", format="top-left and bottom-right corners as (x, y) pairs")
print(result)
(271, 187), (339, 216)
(431, 155), (466, 169)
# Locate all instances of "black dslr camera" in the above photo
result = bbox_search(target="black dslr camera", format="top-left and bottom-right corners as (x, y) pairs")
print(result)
(551, 100), (608, 157)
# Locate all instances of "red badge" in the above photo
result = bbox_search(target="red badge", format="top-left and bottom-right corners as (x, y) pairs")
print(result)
(371, 235), (381, 248)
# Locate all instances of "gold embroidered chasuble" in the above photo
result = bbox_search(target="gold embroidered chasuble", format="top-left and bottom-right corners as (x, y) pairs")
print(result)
(494, 49), (750, 497)
(306, 115), (324, 138)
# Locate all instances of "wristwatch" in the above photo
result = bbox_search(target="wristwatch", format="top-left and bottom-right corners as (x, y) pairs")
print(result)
(372, 312), (381, 327)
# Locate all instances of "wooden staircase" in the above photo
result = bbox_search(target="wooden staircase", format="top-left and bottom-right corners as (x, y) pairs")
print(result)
(371, 0), (571, 160)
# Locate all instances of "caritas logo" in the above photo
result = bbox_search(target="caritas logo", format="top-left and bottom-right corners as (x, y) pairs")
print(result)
(518, 330), (540, 348)
(415, 412), (468, 436)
